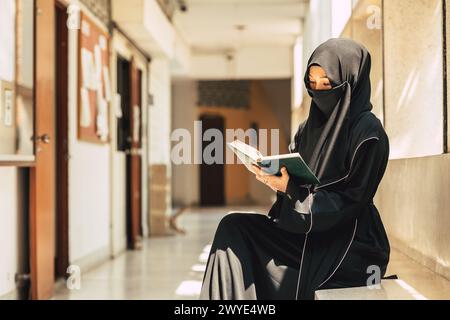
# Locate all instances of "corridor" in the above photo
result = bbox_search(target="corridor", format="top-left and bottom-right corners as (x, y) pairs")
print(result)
(52, 206), (269, 300)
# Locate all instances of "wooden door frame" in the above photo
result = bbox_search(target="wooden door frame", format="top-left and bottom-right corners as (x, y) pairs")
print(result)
(55, 0), (69, 279)
(199, 113), (225, 206)
(30, 0), (56, 300)
(127, 60), (143, 249)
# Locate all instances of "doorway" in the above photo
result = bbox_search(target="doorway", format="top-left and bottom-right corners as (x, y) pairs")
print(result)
(54, 1), (69, 279)
(199, 114), (225, 206)
(117, 56), (143, 249)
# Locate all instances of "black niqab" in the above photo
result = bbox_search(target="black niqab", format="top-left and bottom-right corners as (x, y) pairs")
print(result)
(295, 38), (373, 184)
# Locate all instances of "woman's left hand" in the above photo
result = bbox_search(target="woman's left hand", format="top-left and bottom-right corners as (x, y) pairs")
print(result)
(252, 164), (290, 193)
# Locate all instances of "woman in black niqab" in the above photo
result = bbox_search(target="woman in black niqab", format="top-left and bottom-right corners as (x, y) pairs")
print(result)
(200, 38), (391, 300)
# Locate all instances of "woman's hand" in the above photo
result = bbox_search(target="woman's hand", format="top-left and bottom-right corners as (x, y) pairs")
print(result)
(252, 164), (290, 193)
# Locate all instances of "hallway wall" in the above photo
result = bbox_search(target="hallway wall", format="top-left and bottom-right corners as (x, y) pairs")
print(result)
(149, 58), (173, 235)
(383, 0), (443, 159)
(375, 0), (449, 279)
(375, 154), (450, 280)
(67, 10), (111, 268)
(171, 79), (199, 207)
(0, 168), (21, 296)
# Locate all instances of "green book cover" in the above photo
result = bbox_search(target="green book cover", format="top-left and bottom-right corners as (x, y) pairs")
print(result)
(227, 140), (320, 185)
(257, 154), (320, 185)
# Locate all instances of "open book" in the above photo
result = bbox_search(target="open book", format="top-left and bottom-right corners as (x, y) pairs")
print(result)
(227, 140), (320, 185)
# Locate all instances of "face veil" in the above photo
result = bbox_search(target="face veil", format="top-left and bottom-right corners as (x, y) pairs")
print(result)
(293, 38), (374, 185)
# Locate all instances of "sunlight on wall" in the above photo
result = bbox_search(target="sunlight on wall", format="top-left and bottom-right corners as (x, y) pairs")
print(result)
(292, 37), (303, 109)
(0, 0), (15, 82)
(384, 0), (443, 159)
(331, 0), (352, 37)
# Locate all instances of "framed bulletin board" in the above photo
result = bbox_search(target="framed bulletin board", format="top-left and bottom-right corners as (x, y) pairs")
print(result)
(77, 11), (111, 143)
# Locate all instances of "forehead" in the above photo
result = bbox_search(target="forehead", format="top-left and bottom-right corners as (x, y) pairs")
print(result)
(309, 65), (328, 77)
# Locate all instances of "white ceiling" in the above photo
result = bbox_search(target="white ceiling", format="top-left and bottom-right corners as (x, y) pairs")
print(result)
(173, 0), (308, 53)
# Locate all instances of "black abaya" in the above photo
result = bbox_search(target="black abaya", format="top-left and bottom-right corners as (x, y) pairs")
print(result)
(200, 39), (391, 300)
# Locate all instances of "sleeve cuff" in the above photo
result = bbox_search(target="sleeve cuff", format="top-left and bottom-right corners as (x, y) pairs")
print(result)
(285, 178), (303, 202)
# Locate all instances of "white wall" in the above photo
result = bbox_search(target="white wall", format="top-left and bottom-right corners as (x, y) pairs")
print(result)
(190, 46), (292, 80)
(331, 0), (353, 38)
(67, 16), (111, 267)
(0, 168), (20, 296)
(0, 0), (27, 298)
(112, 0), (177, 59)
(149, 58), (172, 165)
(0, 0), (15, 82)
(149, 57), (172, 220)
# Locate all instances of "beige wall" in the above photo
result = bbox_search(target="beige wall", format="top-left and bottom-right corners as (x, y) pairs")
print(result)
(171, 79), (199, 207)
(351, 0), (384, 122)
(198, 82), (289, 206)
(377, 0), (448, 279)
(249, 82), (290, 205)
(375, 154), (450, 279)
(384, 0), (443, 159)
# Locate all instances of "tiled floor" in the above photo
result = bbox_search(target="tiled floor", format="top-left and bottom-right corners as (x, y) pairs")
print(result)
(52, 206), (268, 300)
(52, 206), (450, 300)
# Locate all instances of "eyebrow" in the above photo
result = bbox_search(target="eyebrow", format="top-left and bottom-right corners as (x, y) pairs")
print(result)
(308, 76), (330, 81)
(308, 74), (329, 79)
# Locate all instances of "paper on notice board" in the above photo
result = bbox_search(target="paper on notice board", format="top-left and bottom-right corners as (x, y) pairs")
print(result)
(96, 74), (104, 102)
(81, 20), (90, 37)
(81, 48), (95, 90)
(94, 45), (102, 84)
(99, 35), (107, 51)
(114, 93), (122, 118)
(96, 98), (108, 141)
(80, 87), (91, 127)
(103, 66), (111, 102)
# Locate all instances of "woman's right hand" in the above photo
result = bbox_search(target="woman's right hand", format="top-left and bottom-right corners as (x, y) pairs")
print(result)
(252, 164), (290, 193)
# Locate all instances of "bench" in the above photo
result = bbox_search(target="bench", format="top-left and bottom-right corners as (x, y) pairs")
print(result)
(315, 279), (427, 300)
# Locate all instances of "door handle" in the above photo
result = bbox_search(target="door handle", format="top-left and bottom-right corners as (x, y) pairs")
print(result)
(32, 134), (51, 144)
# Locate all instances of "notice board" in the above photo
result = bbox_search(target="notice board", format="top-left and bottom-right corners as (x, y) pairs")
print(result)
(77, 11), (111, 143)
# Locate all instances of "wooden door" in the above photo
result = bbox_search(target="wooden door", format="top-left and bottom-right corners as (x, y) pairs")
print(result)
(55, 1), (69, 279)
(127, 62), (142, 249)
(30, 0), (56, 300)
(200, 114), (225, 206)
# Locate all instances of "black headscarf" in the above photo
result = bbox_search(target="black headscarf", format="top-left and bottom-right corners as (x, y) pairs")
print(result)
(293, 38), (373, 185)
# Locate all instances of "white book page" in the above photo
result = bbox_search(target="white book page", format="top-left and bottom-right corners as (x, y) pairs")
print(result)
(227, 140), (262, 172)
(260, 153), (301, 161)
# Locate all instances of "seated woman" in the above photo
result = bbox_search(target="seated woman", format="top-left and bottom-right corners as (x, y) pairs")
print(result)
(200, 38), (391, 300)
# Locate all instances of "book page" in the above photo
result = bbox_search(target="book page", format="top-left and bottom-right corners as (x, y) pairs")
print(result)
(227, 140), (262, 172)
